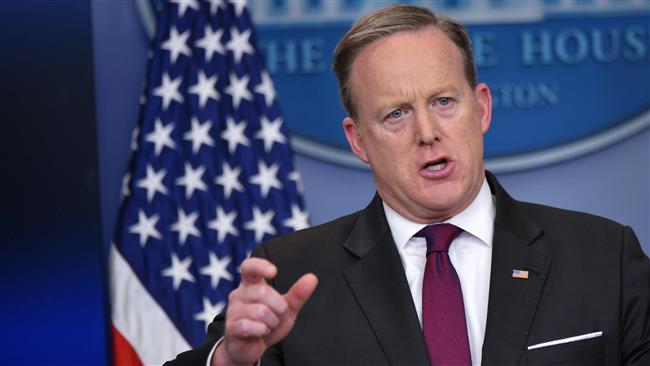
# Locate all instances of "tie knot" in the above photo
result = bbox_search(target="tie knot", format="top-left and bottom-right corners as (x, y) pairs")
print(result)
(415, 223), (463, 253)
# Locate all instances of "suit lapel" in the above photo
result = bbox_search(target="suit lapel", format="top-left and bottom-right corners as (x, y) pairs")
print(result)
(342, 195), (430, 366)
(481, 173), (552, 366)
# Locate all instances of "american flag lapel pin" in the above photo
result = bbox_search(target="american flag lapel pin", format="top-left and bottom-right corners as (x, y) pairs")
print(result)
(512, 269), (529, 279)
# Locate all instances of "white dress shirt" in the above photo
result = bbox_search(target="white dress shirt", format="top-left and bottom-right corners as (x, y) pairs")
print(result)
(383, 179), (495, 366)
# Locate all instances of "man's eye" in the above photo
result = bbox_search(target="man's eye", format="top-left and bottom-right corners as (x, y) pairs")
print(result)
(438, 97), (452, 106)
(389, 109), (403, 119)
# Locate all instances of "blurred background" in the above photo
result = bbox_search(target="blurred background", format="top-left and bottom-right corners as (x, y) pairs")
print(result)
(1, 0), (648, 364)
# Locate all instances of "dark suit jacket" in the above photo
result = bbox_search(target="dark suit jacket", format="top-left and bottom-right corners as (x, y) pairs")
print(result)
(167, 173), (650, 365)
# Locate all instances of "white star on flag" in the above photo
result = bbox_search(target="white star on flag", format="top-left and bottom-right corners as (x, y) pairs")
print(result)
(130, 126), (140, 151)
(255, 116), (286, 152)
(208, 206), (239, 242)
(215, 162), (243, 199)
(170, 0), (200, 17)
(226, 27), (254, 63)
(161, 26), (192, 63)
(145, 119), (176, 156)
(153, 73), (183, 110)
(244, 206), (277, 243)
(221, 117), (250, 154)
(183, 118), (215, 154)
(188, 71), (219, 108)
(137, 164), (169, 202)
(231, 0), (247, 17)
(128, 209), (162, 247)
(176, 163), (208, 199)
(288, 170), (304, 195)
(282, 204), (310, 231)
(196, 26), (225, 61)
(170, 209), (201, 245)
(194, 298), (225, 331)
(200, 252), (234, 288)
(254, 71), (276, 107)
(162, 253), (196, 290)
(121, 172), (131, 199)
(225, 73), (253, 109)
(250, 161), (282, 198)
(207, 0), (226, 15)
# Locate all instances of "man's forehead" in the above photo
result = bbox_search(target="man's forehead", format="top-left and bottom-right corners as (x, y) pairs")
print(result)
(353, 27), (461, 72)
(350, 28), (463, 88)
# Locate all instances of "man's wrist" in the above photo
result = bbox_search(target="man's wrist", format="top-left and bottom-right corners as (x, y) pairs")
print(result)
(210, 339), (258, 366)
(210, 341), (234, 366)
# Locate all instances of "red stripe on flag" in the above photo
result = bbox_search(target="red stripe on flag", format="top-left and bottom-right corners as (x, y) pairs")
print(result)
(112, 325), (143, 366)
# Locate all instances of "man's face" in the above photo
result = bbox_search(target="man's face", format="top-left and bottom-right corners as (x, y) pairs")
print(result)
(343, 26), (492, 223)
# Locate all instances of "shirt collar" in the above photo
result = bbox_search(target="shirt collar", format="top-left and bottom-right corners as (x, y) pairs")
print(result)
(383, 179), (495, 250)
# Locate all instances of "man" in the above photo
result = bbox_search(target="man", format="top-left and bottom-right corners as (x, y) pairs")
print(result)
(167, 4), (650, 365)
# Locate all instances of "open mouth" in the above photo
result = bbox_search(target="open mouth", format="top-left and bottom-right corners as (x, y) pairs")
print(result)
(424, 158), (448, 171)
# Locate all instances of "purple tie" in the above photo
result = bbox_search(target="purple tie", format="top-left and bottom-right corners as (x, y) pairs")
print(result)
(416, 224), (471, 366)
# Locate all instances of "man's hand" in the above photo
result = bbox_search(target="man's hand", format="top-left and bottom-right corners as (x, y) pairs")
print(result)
(211, 258), (318, 366)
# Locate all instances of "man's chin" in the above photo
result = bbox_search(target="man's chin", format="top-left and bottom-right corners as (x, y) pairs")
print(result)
(398, 199), (462, 223)
(415, 193), (468, 221)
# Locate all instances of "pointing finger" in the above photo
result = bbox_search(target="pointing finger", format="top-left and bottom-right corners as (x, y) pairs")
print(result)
(240, 258), (277, 286)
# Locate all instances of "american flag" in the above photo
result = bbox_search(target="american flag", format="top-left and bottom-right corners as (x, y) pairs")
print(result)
(512, 269), (529, 279)
(109, 0), (308, 364)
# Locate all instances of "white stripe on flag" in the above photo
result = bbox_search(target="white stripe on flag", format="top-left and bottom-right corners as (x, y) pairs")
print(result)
(110, 244), (191, 365)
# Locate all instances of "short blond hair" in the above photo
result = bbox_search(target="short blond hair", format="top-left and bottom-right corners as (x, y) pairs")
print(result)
(332, 4), (477, 118)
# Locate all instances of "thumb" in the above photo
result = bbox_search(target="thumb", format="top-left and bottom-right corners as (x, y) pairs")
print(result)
(284, 273), (318, 315)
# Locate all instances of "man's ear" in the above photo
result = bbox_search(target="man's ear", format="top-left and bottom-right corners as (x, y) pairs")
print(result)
(342, 117), (369, 164)
(474, 83), (492, 134)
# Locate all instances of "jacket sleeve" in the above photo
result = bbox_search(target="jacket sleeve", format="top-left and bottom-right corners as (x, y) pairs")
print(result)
(162, 313), (226, 366)
(620, 226), (650, 365)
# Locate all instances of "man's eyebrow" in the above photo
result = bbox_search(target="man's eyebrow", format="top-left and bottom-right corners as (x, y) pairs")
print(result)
(373, 97), (414, 113)
(427, 84), (460, 96)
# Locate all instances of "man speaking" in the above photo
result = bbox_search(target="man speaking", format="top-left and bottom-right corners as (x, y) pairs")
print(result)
(166, 4), (650, 365)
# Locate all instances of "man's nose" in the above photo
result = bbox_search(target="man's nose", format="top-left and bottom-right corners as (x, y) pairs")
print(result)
(415, 110), (439, 146)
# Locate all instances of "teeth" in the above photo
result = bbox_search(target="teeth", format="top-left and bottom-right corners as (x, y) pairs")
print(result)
(427, 162), (446, 171)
